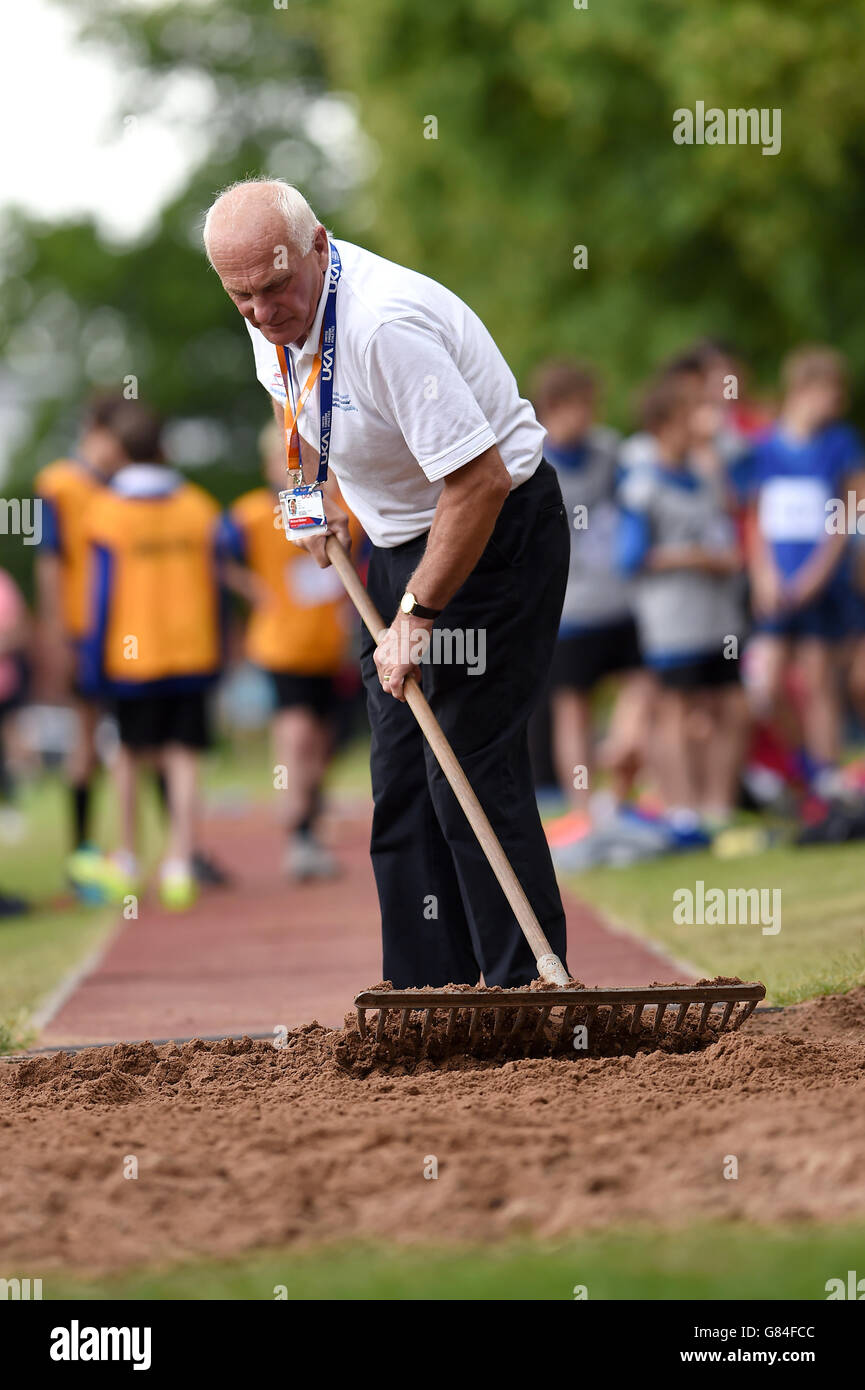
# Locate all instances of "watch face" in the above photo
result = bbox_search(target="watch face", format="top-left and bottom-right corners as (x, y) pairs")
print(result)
(401, 592), (414, 613)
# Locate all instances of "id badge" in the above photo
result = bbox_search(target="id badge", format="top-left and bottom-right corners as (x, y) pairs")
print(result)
(279, 485), (328, 539)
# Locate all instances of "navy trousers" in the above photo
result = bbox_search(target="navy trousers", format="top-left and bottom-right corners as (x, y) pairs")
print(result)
(359, 460), (570, 988)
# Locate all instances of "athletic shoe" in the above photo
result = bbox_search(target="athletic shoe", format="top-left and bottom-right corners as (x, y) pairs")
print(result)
(284, 833), (340, 882)
(712, 825), (778, 859)
(192, 850), (233, 888)
(72, 851), (139, 906)
(545, 810), (592, 848)
(552, 810), (670, 872)
(159, 860), (198, 911)
(67, 845), (112, 904)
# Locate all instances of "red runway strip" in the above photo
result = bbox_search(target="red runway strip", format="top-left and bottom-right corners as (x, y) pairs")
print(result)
(38, 798), (693, 1046)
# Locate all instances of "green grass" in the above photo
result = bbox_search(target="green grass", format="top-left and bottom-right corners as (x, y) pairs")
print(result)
(0, 777), (118, 1051)
(41, 1224), (865, 1300)
(569, 840), (865, 1005)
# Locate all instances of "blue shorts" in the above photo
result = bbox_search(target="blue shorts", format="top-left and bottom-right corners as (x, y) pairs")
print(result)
(754, 587), (847, 642)
(844, 590), (865, 637)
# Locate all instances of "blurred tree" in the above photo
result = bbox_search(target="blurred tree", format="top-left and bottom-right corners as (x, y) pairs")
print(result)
(3, 0), (865, 598)
(320, 0), (865, 418)
(0, 0), (368, 591)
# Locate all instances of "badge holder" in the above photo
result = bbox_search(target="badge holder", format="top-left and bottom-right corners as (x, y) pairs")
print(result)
(279, 480), (328, 539)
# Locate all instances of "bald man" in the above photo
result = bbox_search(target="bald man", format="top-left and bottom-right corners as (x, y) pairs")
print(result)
(204, 178), (569, 989)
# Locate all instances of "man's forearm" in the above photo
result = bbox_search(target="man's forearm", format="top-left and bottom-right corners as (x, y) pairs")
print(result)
(404, 445), (511, 612)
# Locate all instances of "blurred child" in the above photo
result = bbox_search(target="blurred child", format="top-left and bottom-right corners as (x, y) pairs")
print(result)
(619, 353), (706, 473)
(0, 565), (29, 833)
(222, 423), (360, 880)
(617, 374), (748, 830)
(744, 346), (864, 795)
(530, 361), (650, 843)
(78, 404), (223, 909)
(35, 395), (127, 894)
(0, 594), (29, 903)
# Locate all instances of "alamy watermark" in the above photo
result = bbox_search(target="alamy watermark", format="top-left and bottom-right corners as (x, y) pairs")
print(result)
(825, 492), (865, 535)
(673, 880), (781, 935)
(387, 624), (487, 676)
(673, 102), (781, 157)
(0, 497), (42, 545)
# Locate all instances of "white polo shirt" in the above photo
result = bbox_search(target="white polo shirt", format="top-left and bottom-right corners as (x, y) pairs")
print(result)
(246, 237), (545, 548)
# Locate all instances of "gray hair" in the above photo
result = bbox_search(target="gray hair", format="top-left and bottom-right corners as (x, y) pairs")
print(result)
(202, 179), (319, 262)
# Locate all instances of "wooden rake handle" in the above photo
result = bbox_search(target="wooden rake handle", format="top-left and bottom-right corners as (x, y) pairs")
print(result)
(325, 534), (569, 986)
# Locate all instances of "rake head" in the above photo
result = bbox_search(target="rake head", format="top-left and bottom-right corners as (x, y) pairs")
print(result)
(346, 981), (766, 1066)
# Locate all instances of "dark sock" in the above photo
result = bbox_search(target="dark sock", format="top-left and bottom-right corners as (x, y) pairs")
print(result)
(71, 783), (91, 849)
(154, 770), (170, 813)
(294, 786), (324, 839)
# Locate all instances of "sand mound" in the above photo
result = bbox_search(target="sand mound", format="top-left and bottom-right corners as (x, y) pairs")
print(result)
(2, 991), (864, 1274)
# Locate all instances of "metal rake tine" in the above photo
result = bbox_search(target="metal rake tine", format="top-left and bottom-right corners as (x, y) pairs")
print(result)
(375, 1008), (389, 1042)
(469, 1007), (484, 1042)
(356, 1008), (367, 1039)
(421, 1009), (436, 1045)
(532, 1005), (552, 1041)
(630, 1002), (645, 1035)
(584, 1004), (597, 1034)
(718, 1001), (735, 1031)
(558, 1005), (577, 1043)
(698, 1002), (714, 1033)
(673, 1001), (690, 1034)
(737, 998), (759, 1028)
(520, 1006), (544, 1052)
(652, 1002), (667, 1035)
(508, 1008), (528, 1051)
(445, 1009), (460, 1048)
(604, 1003), (621, 1034)
(493, 1009), (506, 1039)
(397, 1008), (412, 1041)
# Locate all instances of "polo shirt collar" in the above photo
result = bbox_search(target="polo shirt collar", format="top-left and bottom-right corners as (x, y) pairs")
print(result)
(289, 236), (332, 362)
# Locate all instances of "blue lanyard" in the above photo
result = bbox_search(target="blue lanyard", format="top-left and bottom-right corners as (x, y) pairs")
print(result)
(278, 239), (341, 486)
(316, 239), (341, 485)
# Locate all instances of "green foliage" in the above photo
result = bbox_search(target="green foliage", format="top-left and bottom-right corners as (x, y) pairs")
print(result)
(0, 0), (334, 593)
(322, 0), (865, 415)
(3, 0), (864, 600)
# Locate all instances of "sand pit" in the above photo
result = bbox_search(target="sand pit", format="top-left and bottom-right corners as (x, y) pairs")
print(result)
(2, 989), (865, 1274)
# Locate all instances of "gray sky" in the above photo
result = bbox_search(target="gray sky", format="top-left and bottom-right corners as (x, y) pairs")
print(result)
(0, 0), (206, 242)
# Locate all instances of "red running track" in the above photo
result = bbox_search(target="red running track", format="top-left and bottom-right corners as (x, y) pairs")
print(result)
(38, 797), (694, 1047)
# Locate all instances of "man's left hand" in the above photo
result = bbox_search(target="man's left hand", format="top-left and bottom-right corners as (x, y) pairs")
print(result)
(374, 611), (433, 701)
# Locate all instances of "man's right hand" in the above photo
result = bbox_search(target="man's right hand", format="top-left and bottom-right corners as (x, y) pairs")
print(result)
(288, 507), (351, 567)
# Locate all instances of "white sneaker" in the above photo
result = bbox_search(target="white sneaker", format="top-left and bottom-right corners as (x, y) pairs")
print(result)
(284, 834), (339, 882)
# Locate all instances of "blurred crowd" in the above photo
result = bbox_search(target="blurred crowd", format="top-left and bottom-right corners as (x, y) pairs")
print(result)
(534, 339), (865, 870)
(2, 336), (864, 915)
(0, 397), (366, 917)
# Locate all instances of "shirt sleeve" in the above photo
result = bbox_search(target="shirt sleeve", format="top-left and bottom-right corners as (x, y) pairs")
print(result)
(218, 511), (247, 564)
(615, 468), (655, 575)
(834, 423), (865, 481)
(38, 495), (61, 553)
(616, 509), (652, 576)
(363, 317), (497, 482)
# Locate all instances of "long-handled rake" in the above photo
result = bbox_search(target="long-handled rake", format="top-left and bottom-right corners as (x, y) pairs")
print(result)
(326, 535), (765, 1059)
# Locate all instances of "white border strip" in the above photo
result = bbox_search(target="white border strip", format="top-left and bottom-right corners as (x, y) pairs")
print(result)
(29, 916), (123, 1037)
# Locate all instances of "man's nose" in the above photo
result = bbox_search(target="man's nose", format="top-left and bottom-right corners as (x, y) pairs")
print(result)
(253, 295), (276, 323)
